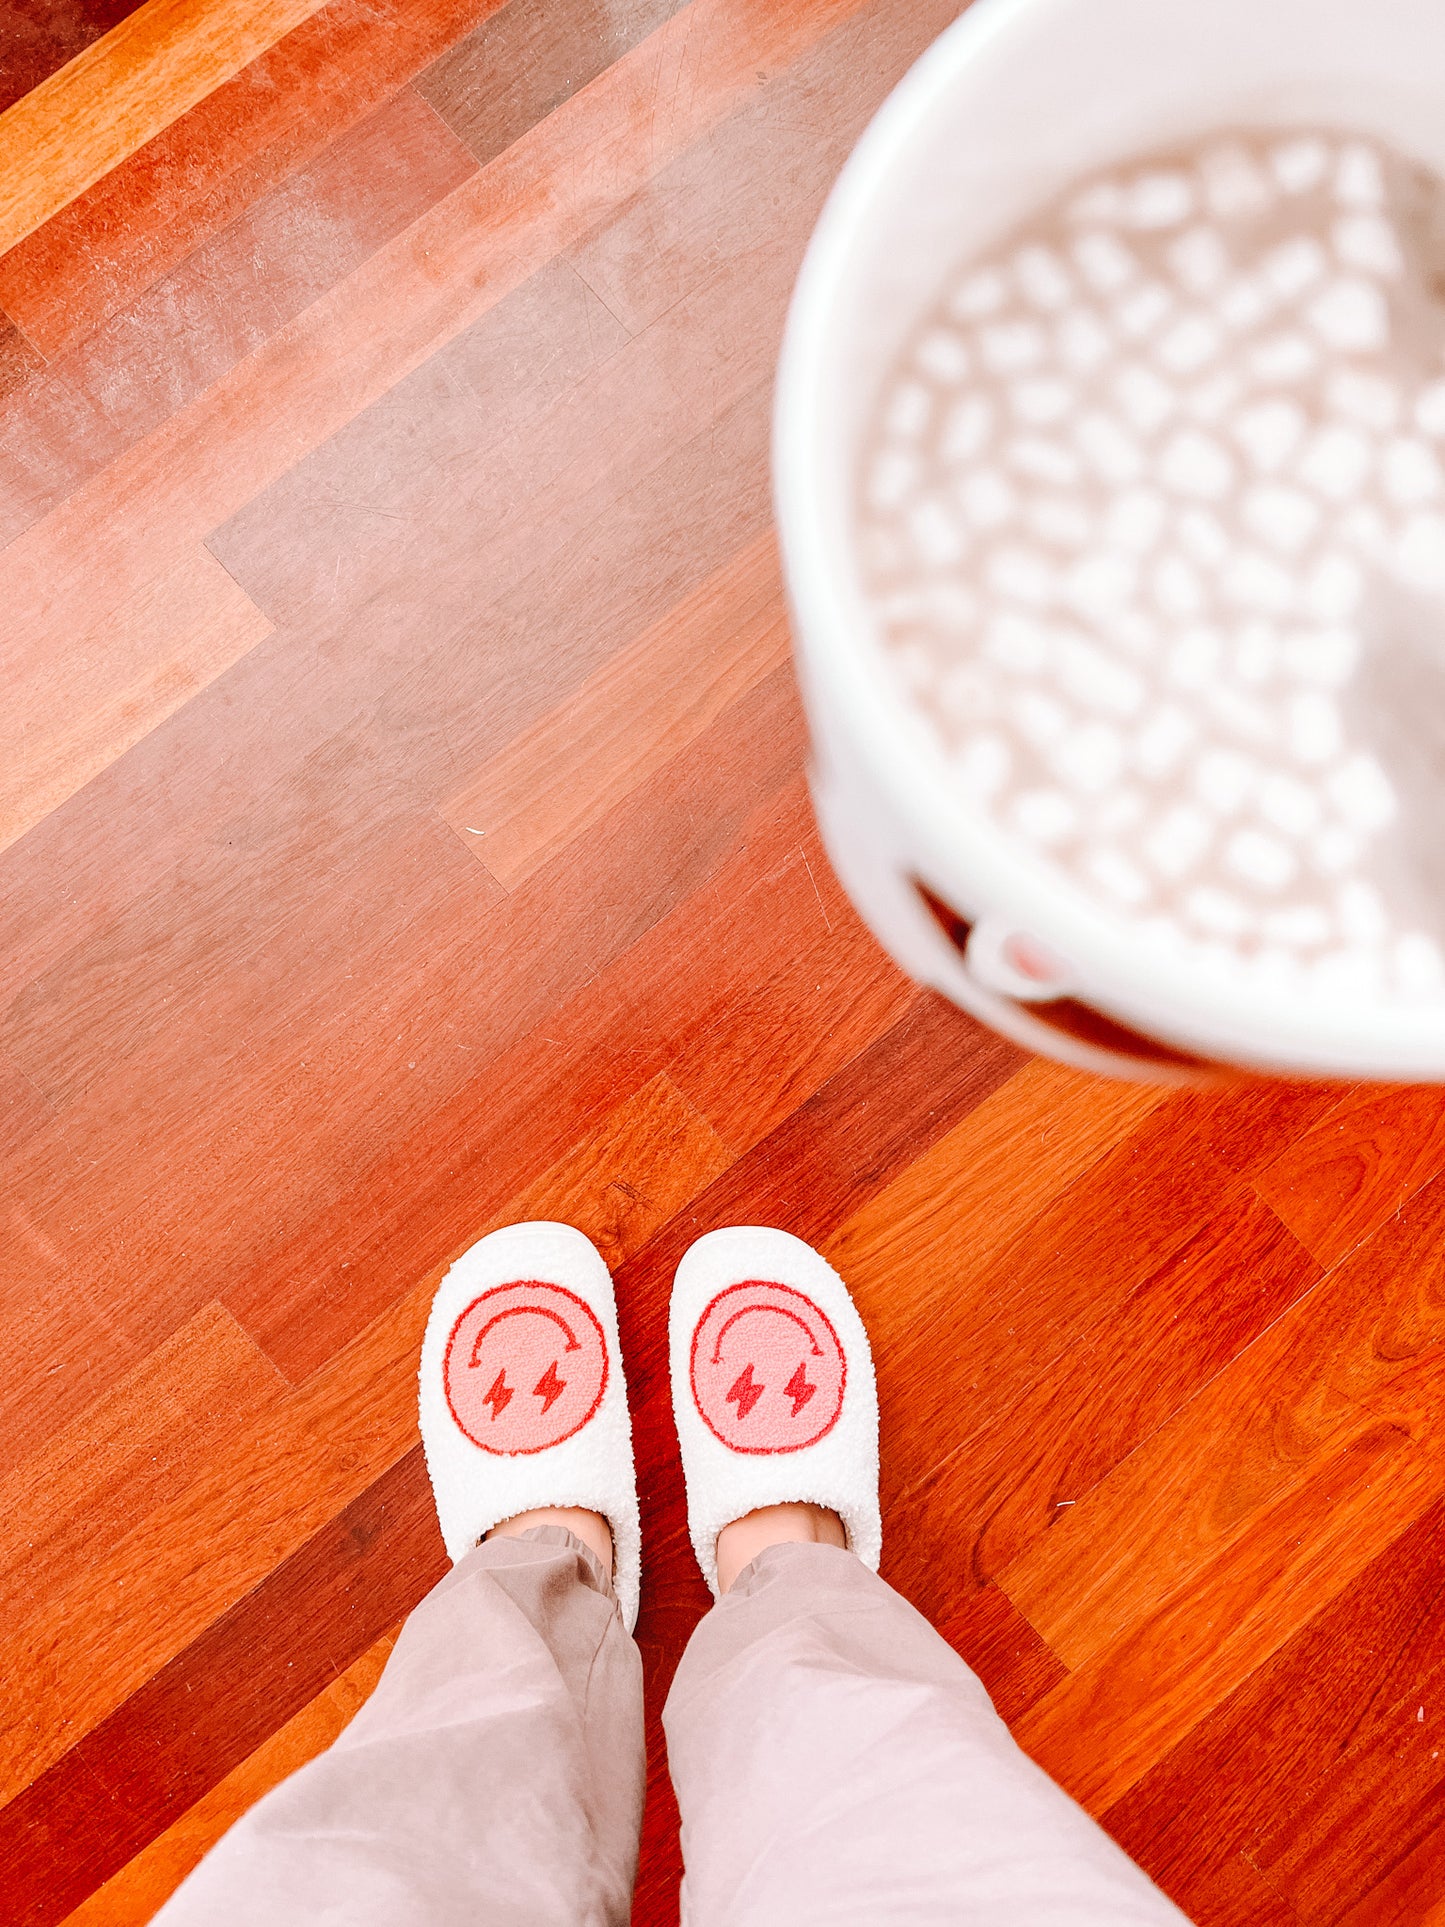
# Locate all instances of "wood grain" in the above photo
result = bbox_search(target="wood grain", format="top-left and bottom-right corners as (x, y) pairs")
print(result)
(885, 1189), (1321, 1619)
(1251, 1082), (1445, 1267)
(0, 84), (477, 541)
(0, 310), (44, 400)
(0, 0), (870, 685)
(0, 1069), (731, 1805)
(1002, 1172), (1445, 1671)
(0, 0), (505, 363)
(0, 0), (331, 254)
(0, 0), (147, 116)
(440, 531), (788, 885)
(58, 1632), (398, 1927)
(0, 544), (271, 853)
(1106, 1496), (1445, 1917)
(0, 1454), (438, 1927)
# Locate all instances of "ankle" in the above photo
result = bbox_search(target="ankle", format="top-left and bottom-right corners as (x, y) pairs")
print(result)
(715, 1501), (846, 1594)
(486, 1506), (613, 1575)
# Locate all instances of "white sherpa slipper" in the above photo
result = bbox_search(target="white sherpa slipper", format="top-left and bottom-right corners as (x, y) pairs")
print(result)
(670, 1226), (881, 1597)
(419, 1221), (641, 1631)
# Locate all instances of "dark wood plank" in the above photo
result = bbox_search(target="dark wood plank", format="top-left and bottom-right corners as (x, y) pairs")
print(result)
(0, 0), (145, 116)
(1337, 1811), (1445, 1925)
(885, 1187), (1323, 1627)
(1105, 1497), (1445, 1921)
(935, 1582), (1068, 1726)
(0, 1451), (441, 1927)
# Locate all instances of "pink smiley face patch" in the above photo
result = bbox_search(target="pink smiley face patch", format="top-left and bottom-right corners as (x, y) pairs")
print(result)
(690, 1279), (846, 1453)
(444, 1280), (608, 1455)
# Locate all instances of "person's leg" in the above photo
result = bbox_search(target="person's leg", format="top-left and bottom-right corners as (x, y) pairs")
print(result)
(666, 1228), (1190, 1926)
(160, 1222), (646, 1926)
(157, 1520), (644, 1927)
(666, 1520), (1189, 1925)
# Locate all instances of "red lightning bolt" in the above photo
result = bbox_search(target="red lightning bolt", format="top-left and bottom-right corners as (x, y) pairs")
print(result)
(784, 1361), (816, 1417)
(533, 1360), (567, 1415)
(482, 1369), (513, 1420)
(726, 1363), (765, 1420)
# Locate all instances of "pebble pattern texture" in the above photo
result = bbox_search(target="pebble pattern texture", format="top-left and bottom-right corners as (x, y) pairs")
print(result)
(859, 130), (1445, 1006)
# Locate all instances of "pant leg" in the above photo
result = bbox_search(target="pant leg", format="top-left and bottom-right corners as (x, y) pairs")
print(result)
(156, 1525), (645, 1927)
(664, 1541), (1190, 1926)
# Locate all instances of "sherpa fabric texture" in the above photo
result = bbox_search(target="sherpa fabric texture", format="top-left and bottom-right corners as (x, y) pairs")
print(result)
(419, 1221), (641, 1631)
(670, 1225), (881, 1597)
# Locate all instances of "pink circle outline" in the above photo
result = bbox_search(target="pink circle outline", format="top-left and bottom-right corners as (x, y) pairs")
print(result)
(444, 1280), (608, 1455)
(689, 1279), (846, 1454)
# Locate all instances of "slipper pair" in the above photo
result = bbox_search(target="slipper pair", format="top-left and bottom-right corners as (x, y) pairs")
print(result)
(418, 1224), (881, 1630)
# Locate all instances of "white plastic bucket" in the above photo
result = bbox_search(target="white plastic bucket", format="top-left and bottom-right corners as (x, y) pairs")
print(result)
(774, 0), (1445, 1080)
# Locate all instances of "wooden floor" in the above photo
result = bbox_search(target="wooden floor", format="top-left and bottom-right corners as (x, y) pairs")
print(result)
(3, 2), (1445, 1920)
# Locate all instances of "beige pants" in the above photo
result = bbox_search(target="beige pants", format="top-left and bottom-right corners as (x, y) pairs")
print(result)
(156, 1527), (1189, 1924)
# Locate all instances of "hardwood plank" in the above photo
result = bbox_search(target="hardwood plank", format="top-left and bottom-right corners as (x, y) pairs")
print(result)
(59, 1631), (397, 1926)
(0, 544), (271, 854)
(1012, 1427), (1441, 1815)
(1105, 1498), (1445, 1917)
(1255, 1655), (1445, 1918)
(0, 84), (476, 541)
(1000, 1178), (1445, 1812)
(417, 0), (685, 168)
(884, 1189), (1322, 1626)
(0, 1303), (285, 1631)
(0, 0), (871, 689)
(0, 0), (505, 364)
(0, 326), (742, 1034)
(934, 1583), (1067, 1727)
(1183, 1857), (1299, 1927)
(193, 785), (825, 1382)
(439, 530), (788, 886)
(1251, 1083), (1445, 1268)
(0, 0), (146, 116)
(0, 310), (44, 402)
(569, 0), (962, 339)
(848, 1082), (1335, 1518)
(0, 1066), (734, 1801)
(223, 665), (806, 1377)
(1337, 1816), (1445, 1926)
(1001, 1173), (1445, 1672)
(665, 837), (914, 1154)
(0, 1050), (52, 1160)
(0, 1453), (437, 1927)
(827, 1060), (1166, 1385)
(0, 0), (332, 255)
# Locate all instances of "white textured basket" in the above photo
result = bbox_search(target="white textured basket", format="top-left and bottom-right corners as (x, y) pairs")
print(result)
(774, 0), (1445, 1080)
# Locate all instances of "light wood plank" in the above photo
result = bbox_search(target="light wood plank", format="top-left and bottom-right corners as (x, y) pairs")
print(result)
(827, 1059), (1167, 1326)
(0, 545), (272, 854)
(1000, 1175), (1445, 1672)
(1013, 1435), (1442, 1814)
(440, 531), (787, 885)
(0, 0), (330, 256)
